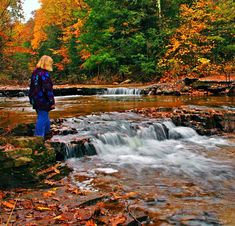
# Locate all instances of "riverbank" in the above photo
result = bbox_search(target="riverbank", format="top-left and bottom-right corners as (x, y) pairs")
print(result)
(0, 78), (234, 97)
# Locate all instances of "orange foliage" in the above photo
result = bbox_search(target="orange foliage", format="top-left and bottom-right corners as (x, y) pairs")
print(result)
(32, 0), (88, 70)
(159, 0), (226, 81)
(4, 21), (35, 55)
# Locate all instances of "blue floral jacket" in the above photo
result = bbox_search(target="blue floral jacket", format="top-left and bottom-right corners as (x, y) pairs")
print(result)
(29, 68), (55, 111)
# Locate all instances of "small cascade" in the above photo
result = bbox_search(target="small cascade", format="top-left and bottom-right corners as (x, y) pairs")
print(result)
(105, 88), (142, 95)
(51, 112), (234, 180)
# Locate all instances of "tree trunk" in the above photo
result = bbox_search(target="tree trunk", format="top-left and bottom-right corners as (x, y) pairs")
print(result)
(157, 0), (161, 18)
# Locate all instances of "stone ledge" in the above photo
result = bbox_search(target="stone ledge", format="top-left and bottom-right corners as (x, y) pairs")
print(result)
(0, 136), (56, 188)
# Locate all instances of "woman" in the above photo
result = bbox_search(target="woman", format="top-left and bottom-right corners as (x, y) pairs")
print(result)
(29, 55), (55, 139)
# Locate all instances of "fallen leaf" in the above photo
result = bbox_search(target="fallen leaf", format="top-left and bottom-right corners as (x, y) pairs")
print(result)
(54, 168), (60, 174)
(53, 214), (68, 221)
(86, 219), (97, 226)
(0, 192), (5, 199)
(37, 163), (61, 176)
(52, 197), (60, 202)
(36, 206), (51, 211)
(58, 204), (69, 213)
(43, 190), (56, 197)
(123, 191), (139, 199)
(44, 179), (57, 185)
(2, 201), (15, 209)
(110, 214), (127, 226)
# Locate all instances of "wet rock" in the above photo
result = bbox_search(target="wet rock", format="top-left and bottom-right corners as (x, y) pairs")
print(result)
(184, 78), (198, 86)
(169, 211), (220, 225)
(11, 123), (35, 136)
(132, 106), (235, 135)
(7, 136), (44, 149)
(52, 127), (78, 136)
(0, 136), (7, 145)
(14, 156), (33, 167)
(18, 91), (26, 97)
(50, 137), (96, 160)
(180, 86), (190, 93)
(6, 148), (33, 158)
(0, 136), (56, 188)
(162, 88), (181, 96)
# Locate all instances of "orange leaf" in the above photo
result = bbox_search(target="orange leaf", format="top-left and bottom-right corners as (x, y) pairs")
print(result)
(36, 206), (51, 211)
(44, 179), (56, 185)
(110, 214), (127, 226)
(123, 191), (139, 199)
(43, 190), (55, 197)
(2, 201), (15, 209)
(86, 220), (97, 226)
(0, 192), (4, 199)
(53, 214), (68, 221)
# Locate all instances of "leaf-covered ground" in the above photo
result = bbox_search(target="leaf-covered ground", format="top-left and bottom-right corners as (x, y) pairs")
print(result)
(1, 160), (235, 225)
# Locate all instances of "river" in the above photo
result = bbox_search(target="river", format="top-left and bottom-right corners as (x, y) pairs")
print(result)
(0, 94), (234, 127)
(0, 93), (235, 224)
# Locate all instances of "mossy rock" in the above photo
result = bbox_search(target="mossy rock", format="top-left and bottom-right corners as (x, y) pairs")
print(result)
(11, 123), (35, 136)
(8, 136), (44, 149)
(0, 159), (14, 169)
(0, 136), (57, 188)
(5, 148), (33, 158)
(14, 156), (34, 167)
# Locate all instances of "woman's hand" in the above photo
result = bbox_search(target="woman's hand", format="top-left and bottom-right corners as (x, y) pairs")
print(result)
(50, 105), (55, 110)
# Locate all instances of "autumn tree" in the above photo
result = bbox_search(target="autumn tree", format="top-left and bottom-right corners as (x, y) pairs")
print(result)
(159, 0), (235, 81)
(8, 20), (36, 83)
(0, 0), (23, 73)
(31, 0), (87, 80)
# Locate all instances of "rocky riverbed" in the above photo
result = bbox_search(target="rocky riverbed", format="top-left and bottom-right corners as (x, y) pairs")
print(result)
(1, 106), (234, 184)
(0, 106), (234, 225)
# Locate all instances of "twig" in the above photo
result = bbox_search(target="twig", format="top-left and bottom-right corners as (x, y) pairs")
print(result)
(6, 193), (20, 226)
(126, 201), (142, 226)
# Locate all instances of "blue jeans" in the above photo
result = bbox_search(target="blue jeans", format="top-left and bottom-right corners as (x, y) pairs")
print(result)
(34, 110), (50, 137)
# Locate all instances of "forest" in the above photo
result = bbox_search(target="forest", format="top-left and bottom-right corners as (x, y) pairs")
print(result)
(0, 1), (235, 225)
(0, 0), (234, 85)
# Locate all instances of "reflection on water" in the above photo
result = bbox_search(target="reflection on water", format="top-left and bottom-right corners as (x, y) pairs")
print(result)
(0, 95), (234, 127)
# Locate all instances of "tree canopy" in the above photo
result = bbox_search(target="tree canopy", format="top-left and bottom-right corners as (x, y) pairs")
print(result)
(0, 0), (234, 84)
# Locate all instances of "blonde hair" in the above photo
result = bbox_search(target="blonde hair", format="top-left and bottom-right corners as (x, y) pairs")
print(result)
(36, 55), (53, 71)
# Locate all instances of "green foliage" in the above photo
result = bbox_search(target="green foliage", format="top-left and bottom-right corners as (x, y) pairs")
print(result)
(75, 0), (193, 81)
(68, 36), (81, 74)
(38, 26), (61, 58)
(37, 25), (63, 79)
(1, 0), (234, 84)
(207, 0), (235, 62)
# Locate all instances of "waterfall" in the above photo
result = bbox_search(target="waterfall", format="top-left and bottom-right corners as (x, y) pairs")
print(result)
(52, 112), (234, 180)
(105, 88), (142, 95)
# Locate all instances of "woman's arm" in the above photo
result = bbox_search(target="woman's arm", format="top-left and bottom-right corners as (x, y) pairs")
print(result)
(41, 72), (55, 107)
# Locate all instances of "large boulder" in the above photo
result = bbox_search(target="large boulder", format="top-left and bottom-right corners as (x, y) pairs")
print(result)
(0, 136), (56, 188)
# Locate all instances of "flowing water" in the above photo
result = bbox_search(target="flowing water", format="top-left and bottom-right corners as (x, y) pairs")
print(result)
(53, 112), (234, 184)
(104, 87), (142, 95)
(0, 92), (235, 224)
(51, 111), (235, 225)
